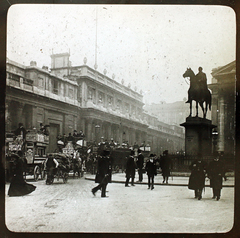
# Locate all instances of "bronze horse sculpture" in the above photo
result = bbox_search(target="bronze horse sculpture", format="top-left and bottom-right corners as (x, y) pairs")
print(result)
(183, 68), (212, 118)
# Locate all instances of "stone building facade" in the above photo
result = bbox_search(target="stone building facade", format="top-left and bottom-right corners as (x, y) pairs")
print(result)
(209, 61), (236, 157)
(6, 53), (184, 154)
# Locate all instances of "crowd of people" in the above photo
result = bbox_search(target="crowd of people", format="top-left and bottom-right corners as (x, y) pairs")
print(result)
(7, 123), (229, 202)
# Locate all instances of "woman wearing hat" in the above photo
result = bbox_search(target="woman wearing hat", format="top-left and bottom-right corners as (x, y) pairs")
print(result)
(145, 154), (157, 190)
(8, 153), (36, 196)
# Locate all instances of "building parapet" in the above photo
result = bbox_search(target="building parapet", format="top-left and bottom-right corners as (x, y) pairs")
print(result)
(73, 65), (143, 102)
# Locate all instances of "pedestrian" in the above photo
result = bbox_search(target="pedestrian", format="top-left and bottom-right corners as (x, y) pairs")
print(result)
(207, 153), (225, 201)
(219, 152), (228, 181)
(160, 150), (172, 184)
(188, 158), (207, 200)
(14, 122), (27, 140)
(145, 154), (157, 190)
(136, 148), (144, 182)
(8, 153), (36, 196)
(45, 154), (59, 185)
(125, 150), (136, 187)
(92, 150), (111, 197)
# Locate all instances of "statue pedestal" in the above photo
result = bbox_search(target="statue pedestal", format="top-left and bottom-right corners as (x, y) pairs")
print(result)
(180, 117), (216, 156)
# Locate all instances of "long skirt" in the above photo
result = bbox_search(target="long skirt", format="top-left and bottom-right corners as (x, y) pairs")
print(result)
(8, 175), (36, 197)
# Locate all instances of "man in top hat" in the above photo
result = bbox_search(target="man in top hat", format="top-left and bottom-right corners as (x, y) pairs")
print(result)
(145, 154), (157, 190)
(125, 150), (136, 187)
(136, 148), (144, 182)
(207, 153), (225, 201)
(92, 150), (111, 197)
(160, 150), (172, 184)
(14, 123), (27, 140)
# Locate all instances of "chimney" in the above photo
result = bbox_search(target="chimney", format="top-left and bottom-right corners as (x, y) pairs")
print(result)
(30, 61), (37, 66)
(42, 66), (49, 71)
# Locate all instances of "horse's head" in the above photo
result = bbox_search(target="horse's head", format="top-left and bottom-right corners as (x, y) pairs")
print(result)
(183, 68), (195, 78)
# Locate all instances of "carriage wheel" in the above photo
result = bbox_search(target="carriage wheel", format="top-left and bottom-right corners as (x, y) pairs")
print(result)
(41, 168), (46, 180)
(33, 165), (40, 181)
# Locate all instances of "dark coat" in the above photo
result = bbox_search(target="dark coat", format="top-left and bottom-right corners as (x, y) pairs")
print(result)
(14, 127), (27, 140)
(188, 160), (206, 190)
(8, 155), (36, 196)
(145, 160), (157, 177)
(125, 156), (136, 178)
(95, 156), (110, 184)
(160, 155), (172, 177)
(136, 153), (144, 169)
(207, 159), (224, 189)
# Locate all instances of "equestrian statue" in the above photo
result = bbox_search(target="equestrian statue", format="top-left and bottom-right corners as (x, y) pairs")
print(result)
(183, 67), (212, 118)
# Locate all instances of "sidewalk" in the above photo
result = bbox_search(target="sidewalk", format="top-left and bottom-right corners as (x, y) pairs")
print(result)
(85, 172), (234, 187)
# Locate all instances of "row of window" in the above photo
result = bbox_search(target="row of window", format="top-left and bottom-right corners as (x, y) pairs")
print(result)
(87, 87), (141, 115)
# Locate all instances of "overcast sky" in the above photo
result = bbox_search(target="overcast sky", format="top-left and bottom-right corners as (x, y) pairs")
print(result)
(7, 4), (236, 104)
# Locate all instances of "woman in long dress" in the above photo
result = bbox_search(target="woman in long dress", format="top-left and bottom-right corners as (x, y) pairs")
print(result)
(8, 153), (36, 197)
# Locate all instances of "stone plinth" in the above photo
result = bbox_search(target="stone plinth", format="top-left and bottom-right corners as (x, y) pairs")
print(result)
(180, 117), (216, 156)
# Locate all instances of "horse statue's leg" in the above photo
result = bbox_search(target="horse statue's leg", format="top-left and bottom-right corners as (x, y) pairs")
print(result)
(204, 102), (208, 118)
(199, 101), (205, 118)
(195, 101), (198, 117)
(189, 100), (192, 117)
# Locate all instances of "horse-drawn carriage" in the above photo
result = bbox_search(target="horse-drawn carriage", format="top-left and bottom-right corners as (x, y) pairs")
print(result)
(45, 153), (70, 184)
(57, 137), (87, 178)
(5, 130), (49, 181)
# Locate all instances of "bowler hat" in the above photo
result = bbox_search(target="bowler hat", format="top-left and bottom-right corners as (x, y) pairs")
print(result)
(149, 154), (154, 157)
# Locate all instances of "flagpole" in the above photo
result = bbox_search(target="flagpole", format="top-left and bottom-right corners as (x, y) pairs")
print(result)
(94, 6), (98, 70)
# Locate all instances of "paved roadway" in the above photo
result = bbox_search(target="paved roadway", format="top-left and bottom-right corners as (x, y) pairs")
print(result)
(5, 172), (234, 234)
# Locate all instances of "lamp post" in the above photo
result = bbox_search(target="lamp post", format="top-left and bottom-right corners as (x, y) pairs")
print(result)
(95, 124), (100, 144)
(212, 128), (218, 154)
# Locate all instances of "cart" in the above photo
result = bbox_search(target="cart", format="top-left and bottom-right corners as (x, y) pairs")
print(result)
(24, 130), (49, 181)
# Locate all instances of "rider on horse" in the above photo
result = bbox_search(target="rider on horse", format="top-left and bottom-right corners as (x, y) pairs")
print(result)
(196, 67), (208, 92)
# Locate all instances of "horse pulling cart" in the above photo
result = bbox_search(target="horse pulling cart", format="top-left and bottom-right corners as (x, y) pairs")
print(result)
(45, 153), (70, 184)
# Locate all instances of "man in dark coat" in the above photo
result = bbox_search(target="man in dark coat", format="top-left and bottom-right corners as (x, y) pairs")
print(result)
(136, 149), (144, 182)
(14, 123), (27, 140)
(125, 150), (136, 187)
(160, 150), (172, 184)
(145, 154), (157, 190)
(188, 158), (207, 200)
(45, 154), (59, 185)
(207, 154), (225, 201)
(92, 150), (111, 197)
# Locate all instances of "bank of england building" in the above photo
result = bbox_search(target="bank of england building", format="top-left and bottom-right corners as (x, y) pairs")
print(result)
(6, 52), (185, 154)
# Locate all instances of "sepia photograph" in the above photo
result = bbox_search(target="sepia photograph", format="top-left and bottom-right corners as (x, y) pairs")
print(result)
(4, 3), (236, 234)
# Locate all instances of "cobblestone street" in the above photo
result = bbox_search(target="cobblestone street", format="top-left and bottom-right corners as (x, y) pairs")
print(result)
(5, 173), (234, 233)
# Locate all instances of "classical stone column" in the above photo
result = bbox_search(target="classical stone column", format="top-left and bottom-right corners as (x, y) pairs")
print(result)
(15, 102), (25, 129)
(86, 119), (93, 142)
(107, 123), (112, 140)
(218, 97), (225, 152)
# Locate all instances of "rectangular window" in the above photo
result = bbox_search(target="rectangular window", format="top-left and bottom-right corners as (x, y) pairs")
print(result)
(53, 79), (58, 94)
(108, 96), (113, 106)
(38, 77), (44, 88)
(69, 87), (74, 99)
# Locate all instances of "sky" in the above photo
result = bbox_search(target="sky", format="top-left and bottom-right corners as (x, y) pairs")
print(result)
(7, 4), (236, 104)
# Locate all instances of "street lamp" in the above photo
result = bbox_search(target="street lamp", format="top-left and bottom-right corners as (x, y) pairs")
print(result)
(212, 128), (218, 154)
(95, 125), (100, 143)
